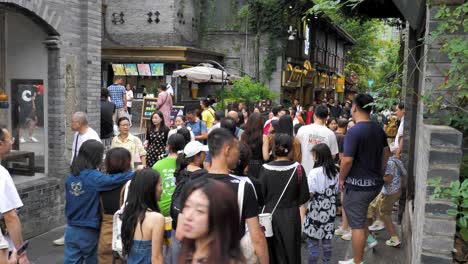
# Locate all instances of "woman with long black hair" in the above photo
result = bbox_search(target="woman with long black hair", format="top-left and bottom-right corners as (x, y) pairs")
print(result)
(240, 112), (267, 178)
(121, 169), (165, 264)
(258, 133), (310, 264)
(303, 143), (339, 264)
(176, 179), (245, 264)
(64, 140), (133, 263)
(145, 110), (170, 167)
(98, 147), (132, 264)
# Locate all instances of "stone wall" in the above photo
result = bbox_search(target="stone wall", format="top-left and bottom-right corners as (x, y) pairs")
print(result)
(404, 2), (465, 263)
(104, 0), (199, 47)
(411, 124), (462, 263)
(16, 177), (63, 238)
(0, 0), (102, 238)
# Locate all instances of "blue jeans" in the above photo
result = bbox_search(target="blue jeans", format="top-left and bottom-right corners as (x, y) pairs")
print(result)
(63, 225), (99, 264)
(171, 230), (181, 264)
(308, 238), (332, 264)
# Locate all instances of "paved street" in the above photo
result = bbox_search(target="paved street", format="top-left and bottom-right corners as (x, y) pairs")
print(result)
(26, 217), (405, 264)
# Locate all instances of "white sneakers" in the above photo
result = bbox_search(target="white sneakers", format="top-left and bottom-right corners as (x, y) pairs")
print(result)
(368, 220), (385, 231)
(19, 137), (39, 143)
(53, 236), (65, 246)
(335, 227), (352, 240)
(338, 258), (364, 264)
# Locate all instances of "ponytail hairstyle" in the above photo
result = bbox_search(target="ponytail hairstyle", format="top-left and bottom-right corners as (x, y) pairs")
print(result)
(273, 133), (293, 158)
(312, 143), (338, 179)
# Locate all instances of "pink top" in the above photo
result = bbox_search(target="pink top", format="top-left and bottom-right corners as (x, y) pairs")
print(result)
(157, 91), (173, 128)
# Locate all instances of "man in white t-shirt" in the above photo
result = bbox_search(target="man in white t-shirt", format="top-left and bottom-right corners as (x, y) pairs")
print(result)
(296, 105), (339, 176)
(394, 102), (404, 159)
(70, 112), (102, 163)
(0, 125), (30, 264)
(54, 112), (101, 246)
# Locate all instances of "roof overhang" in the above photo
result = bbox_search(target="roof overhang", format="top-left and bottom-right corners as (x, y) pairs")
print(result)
(342, 0), (426, 30)
(102, 46), (224, 63)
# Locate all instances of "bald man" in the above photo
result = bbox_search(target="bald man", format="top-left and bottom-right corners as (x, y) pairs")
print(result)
(70, 112), (101, 163)
(53, 112), (102, 246)
(226, 111), (244, 139)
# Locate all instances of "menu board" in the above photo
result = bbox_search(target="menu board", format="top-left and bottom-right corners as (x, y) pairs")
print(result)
(150, 63), (164, 76)
(137, 64), (151, 76)
(112, 64), (126, 76)
(124, 64), (139, 76)
(141, 97), (159, 119)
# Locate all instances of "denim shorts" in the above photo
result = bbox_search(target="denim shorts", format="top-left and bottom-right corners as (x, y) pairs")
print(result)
(343, 188), (380, 229)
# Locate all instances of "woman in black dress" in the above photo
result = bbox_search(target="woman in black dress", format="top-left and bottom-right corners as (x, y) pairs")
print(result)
(259, 133), (310, 264)
(145, 110), (169, 167)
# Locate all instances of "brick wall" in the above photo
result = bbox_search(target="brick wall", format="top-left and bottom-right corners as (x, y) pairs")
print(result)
(16, 178), (64, 238)
(411, 124), (462, 263)
(104, 0), (199, 47)
(1, 0), (102, 237)
(404, 2), (465, 263)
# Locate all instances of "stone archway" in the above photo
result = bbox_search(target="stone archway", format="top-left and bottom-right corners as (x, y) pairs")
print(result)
(0, 1), (63, 175)
(0, 0), (61, 34)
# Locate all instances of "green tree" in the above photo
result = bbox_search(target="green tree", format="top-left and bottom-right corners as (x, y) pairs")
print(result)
(223, 76), (279, 106)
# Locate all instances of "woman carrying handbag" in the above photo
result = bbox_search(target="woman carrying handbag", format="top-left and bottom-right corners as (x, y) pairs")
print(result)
(258, 133), (310, 264)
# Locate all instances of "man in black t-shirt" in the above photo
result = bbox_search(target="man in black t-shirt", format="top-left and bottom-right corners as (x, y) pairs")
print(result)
(205, 128), (269, 264)
(100, 88), (116, 147)
(338, 94), (391, 264)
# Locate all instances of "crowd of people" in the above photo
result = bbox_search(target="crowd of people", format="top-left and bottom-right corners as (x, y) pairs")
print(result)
(0, 86), (406, 264)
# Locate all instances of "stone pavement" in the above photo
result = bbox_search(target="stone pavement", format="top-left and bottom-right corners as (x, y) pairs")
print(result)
(26, 217), (406, 264)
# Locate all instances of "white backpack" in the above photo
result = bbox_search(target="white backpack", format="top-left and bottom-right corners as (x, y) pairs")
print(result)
(112, 181), (131, 259)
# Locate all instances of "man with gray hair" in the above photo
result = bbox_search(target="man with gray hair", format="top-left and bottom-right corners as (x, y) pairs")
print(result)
(53, 112), (101, 246)
(70, 112), (101, 163)
(227, 111), (244, 139)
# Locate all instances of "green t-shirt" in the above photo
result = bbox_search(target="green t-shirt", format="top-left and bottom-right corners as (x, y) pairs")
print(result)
(152, 157), (177, 217)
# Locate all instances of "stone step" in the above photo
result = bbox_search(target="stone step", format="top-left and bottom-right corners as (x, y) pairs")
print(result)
(428, 125), (463, 148)
(428, 163), (461, 184)
(429, 148), (462, 165)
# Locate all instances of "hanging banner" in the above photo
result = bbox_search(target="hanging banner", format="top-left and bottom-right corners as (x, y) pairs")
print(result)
(137, 64), (151, 76)
(112, 64), (126, 76)
(150, 63), (164, 76)
(124, 64), (138, 76)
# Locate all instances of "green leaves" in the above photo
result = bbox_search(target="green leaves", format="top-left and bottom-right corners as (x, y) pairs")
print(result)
(429, 177), (468, 241)
(224, 76), (279, 105)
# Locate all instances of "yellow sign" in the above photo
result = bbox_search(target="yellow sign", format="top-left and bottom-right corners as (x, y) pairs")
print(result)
(336, 76), (345, 92)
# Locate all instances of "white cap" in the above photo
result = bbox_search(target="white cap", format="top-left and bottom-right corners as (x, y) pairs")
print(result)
(183, 141), (209, 158)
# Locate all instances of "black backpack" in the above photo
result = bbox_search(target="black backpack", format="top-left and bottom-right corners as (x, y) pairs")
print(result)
(170, 170), (189, 229)
(170, 169), (207, 229)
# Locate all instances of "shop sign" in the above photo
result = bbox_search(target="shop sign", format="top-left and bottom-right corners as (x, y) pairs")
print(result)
(124, 64), (139, 76)
(112, 64), (126, 76)
(137, 64), (152, 76)
(171, 105), (185, 123)
(150, 63), (164, 76)
(141, 97), (159, 119)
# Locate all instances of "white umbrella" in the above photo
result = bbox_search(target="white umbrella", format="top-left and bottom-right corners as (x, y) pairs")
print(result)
(172, 63), (240, 83)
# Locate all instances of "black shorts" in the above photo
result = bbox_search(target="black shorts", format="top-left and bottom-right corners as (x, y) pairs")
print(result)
(343, 187), (380, 229)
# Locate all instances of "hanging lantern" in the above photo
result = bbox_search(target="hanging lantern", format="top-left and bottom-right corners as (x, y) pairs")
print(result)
(0, 91), (8, 109)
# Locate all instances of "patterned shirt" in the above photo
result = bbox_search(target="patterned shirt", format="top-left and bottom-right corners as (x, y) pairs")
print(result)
(107, 84), (126, 108)
(382, 157), (404, 195)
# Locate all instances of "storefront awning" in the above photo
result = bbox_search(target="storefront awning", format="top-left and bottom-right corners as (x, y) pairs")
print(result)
(102, 46), (224, 63)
